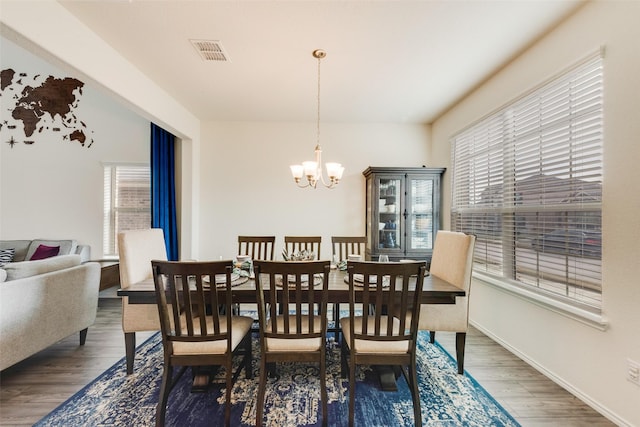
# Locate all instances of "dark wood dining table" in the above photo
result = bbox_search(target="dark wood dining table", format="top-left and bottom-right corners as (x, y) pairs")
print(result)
(117, 268), (465, 391)
(117, 269), (465, 305)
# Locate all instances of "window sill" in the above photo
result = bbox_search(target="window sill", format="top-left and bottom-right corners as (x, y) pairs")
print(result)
(473, 272), (609, 331)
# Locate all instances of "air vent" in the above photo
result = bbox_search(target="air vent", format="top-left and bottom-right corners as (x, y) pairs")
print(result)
(190, 39), (230, 62)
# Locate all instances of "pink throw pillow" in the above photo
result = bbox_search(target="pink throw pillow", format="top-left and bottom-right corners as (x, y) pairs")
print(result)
(29, 244), (60, 260)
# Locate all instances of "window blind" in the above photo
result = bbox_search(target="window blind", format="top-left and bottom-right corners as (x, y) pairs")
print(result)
(451, 53), (603, 310)
(103, 164), (151, 256)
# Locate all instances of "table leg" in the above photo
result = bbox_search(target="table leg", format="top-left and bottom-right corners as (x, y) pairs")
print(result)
(377, 365), (400, 391)
(190, 366), (220, 393)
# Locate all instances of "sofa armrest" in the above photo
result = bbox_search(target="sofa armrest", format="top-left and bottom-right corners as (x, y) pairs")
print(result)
(76, 245), (91, 263)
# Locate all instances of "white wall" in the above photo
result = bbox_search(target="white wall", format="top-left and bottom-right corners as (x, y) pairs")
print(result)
(3, 0), (637, 424)
(0, 37), (149, 258)
(0, 1), (201, 259)
(431, 2), (640, 425)
(198, 121), (432, 259)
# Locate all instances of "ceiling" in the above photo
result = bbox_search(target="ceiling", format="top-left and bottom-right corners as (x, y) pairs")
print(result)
(57, 0), (584, 124)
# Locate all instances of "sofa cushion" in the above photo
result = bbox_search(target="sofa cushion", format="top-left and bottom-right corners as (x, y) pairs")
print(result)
(0, 248), (15, 266)
(0, 240), (31, 262)
(3, 254), (82, 281)
(25, 239), (77, 260)
(30, 244), (60, 260)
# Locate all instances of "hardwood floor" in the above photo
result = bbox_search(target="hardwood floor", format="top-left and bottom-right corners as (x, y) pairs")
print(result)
(0, 298), (615, 426)
(0, 298), (154, 426)
(435, 331), (616, 427)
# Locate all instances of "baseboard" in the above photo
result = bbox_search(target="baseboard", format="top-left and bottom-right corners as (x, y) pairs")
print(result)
(469, 320), (632, 427)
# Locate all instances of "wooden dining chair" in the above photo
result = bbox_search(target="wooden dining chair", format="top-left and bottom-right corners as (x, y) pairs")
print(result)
(237, 235), (275, 260)
(253, 260), (331, 427)
(236, 236), (275, 318)
(341, 260), (427, 427)
(283, 236), (321, 259)
(330, 236), (366, 340)
(331, 236), (366, 263)
(151, 260), (253, 427)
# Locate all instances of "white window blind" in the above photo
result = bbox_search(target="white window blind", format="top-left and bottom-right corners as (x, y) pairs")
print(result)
(103, 164), (151, 257)
(451, 53), (603, 311)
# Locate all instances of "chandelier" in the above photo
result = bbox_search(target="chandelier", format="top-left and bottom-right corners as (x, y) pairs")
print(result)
(290, 49), (344, 189)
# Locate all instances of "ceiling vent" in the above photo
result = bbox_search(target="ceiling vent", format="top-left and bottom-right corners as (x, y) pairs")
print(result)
(190, 39), (230, 62)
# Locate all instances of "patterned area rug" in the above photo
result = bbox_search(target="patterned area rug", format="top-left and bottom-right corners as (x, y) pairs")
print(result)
(35, 331), (520, 426)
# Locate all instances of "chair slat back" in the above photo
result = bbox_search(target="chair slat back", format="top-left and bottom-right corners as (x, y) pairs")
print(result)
(347, 261), (426, 344)
(331, 236), (366, 262)
(254, 260), (330, 340)
(151, 260), (234, 350)
(238, 236), (276, 260)
(283, 236), (322, 259)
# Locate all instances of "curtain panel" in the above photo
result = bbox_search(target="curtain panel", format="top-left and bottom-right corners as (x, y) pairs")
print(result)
(151, 123), (178, 261)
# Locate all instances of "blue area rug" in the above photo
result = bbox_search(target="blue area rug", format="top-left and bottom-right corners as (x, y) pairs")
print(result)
(35, 331), (520, 426)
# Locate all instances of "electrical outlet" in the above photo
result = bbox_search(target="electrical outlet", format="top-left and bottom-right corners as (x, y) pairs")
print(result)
(628, 359), (640, 386)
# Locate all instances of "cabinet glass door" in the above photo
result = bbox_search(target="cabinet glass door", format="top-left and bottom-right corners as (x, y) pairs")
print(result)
(377, 177), (402, 253)
(407, 176), (434, 252)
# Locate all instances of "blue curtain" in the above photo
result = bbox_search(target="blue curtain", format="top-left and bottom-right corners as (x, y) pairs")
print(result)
(150, 123), (178, 261)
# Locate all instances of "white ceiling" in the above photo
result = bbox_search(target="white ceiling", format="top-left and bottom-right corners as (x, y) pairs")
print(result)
(58, 0), (583, 124)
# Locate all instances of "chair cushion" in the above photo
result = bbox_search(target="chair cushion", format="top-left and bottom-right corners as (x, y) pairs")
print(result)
(122, 297), (161, 332)
(172, 315), (253, 356)
(340, 315), (409, 354)
(264, 315), (323, 352)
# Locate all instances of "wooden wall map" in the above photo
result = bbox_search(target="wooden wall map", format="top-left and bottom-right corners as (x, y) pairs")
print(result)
(0, 69), (94, 148)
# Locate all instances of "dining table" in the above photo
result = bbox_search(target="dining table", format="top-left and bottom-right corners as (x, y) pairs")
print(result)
(118, 268), (464, 305)
(117, 268), (465, 391)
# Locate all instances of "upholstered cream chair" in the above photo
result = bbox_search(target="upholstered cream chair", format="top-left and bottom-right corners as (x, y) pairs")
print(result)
(418, 230), (476, 374)
(118, 228), (168, 374)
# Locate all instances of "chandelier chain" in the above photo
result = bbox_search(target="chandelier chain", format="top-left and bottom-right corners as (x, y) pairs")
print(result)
(317, 53), (321, 147)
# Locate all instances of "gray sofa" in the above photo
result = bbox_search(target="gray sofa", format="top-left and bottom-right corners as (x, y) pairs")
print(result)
(0, 239), (101, 371)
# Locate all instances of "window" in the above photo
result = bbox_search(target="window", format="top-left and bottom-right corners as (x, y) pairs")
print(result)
(451, 53), (603, 311)
(103, 164), (151, 257)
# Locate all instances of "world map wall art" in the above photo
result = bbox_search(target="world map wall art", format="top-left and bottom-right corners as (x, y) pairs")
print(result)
(0, 69), (94, 148)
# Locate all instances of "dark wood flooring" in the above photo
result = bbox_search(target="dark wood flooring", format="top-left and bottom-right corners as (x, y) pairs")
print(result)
(0, 298), (615, 426)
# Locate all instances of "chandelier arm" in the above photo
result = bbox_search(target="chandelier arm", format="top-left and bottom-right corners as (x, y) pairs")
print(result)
(294, 179), (311, 189)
